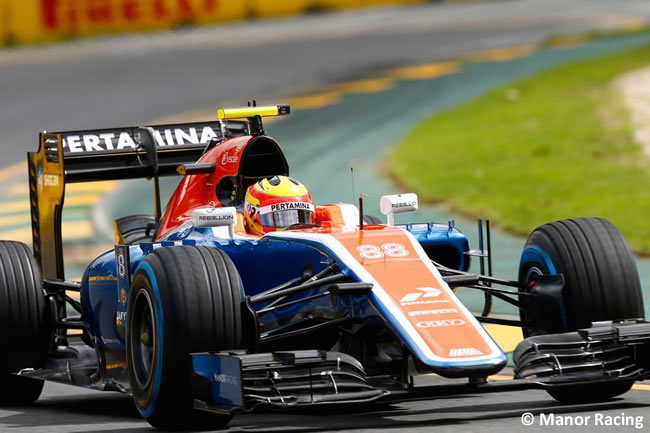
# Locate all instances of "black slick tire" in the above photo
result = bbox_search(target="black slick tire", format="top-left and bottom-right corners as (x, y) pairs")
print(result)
(0, 241), (50, 406)
(518, 217), (643, 403)
(0, 375), (45, 406)
(127, 246), (244, 430)
(363, 215), (382, 224)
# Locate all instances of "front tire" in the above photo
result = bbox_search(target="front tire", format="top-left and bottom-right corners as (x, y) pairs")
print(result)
(127, 246), (245, 430)
(0, 241), (50, 406)
(518, 217), (643, 403)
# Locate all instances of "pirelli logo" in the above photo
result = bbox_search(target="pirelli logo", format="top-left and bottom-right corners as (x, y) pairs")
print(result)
(407, 308), (457, 317)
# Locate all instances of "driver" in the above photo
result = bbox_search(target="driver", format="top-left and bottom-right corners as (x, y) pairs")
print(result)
(243, 175), (315, 236)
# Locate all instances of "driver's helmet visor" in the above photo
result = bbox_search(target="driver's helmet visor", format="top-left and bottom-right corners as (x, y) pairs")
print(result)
(260, 209), (312, 229)
(257, 202), (314, 229)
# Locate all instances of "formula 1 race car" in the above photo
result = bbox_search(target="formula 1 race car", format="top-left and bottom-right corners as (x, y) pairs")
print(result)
(1, 104), (649, 430)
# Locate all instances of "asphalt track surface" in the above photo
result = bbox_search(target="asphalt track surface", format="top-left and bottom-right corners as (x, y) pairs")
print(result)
(3, 378), (650, 432)
(3, 0), (650, 431)
(2, 0), (650, 163)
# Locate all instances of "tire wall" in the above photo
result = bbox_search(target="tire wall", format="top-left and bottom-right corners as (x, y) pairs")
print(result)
(1, 0), (425, 47)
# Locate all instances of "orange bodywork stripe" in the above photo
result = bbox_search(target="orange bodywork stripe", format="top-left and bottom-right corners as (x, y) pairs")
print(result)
(315, 204), (346, 227)
(332, 229), (493, 360)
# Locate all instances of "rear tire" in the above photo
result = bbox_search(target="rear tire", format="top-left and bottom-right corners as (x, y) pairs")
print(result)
(518, 217), (643, 403)
(0, 241), (50, 406)
(127, 246), (245, 430)
(0, 375), (45, 406)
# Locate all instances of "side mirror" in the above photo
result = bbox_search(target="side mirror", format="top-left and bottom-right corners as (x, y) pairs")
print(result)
(192, 207), (238, 238)
(380, 193), (418, 226)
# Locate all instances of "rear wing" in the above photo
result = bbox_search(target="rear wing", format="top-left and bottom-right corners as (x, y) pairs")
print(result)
(59, 121), (246, 182)
(28, 104), (289, 281)
(28, 120), (248, 280)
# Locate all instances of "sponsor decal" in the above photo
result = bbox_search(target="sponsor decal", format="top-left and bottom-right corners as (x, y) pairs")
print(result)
(198, 214), (234, 222)
(416, 319), (465, 328)
(391, 200), (417, 209)
(120, 288), (127, 304)
(400, 287), (441, 304)
(99, 336), (121, 345)
(42, 1), (220, 32)
(37, 166), (43, 190)
(258, 202), (315, 215)
(62, 125), (220, 154)
(116, 311), (127, 322)
(192, 207), (237, 227)
(213, 373), (238, 386)
(401, 299), (449, 306)
(117, 252), (126, 278)
(43, 174), (59, 187)
(408, 308), (457, 317)
(270, 202), (312, 212)
(449, 348), (483, 357)
(64, 132), (136, 152)
(221, 151), (239, 165)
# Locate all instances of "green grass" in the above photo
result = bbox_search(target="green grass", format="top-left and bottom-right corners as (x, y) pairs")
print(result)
(390, 44), (650, 254)
(541, 27), (650, 49)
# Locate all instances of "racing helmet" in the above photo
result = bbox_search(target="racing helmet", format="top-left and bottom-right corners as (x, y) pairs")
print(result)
(244, 176), (314, 235)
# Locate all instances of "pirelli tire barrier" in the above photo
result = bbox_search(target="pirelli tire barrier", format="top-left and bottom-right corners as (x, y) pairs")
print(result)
(0, 0), (425, 47)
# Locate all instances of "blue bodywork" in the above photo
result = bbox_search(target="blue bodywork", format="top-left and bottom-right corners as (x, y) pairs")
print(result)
(81, 221), (470, 354)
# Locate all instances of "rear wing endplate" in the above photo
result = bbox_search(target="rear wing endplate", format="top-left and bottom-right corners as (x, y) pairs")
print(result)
(29, 134), (65, 280)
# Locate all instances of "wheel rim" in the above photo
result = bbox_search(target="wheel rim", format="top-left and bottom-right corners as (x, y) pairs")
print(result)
(524, 266), (543, 284)
(130, 288), (156, 390)
(521, 265), (543, 336)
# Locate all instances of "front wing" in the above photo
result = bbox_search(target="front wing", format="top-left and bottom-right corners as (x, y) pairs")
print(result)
(190, 320), (650, 414)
